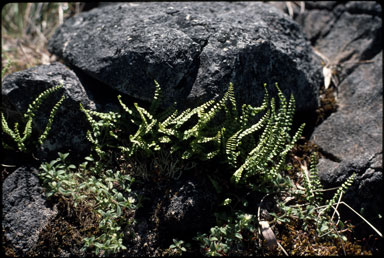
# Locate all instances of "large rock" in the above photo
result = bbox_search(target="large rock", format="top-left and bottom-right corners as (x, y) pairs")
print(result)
(48, 2), (322, 114)
(272, 1), (382, 78)
(271, 1), (383, 227)
(311, 51), (382, 225)
(2, 167), (57, 255)
(2, 62), (95, 159)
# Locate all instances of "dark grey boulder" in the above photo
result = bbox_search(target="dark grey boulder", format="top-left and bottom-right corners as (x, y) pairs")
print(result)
(311, 51), (382, 163)
(2, 167), (57, 255)
(273, 1), (382, 78)
(161, 177), (216, 237)
(271, 1), (383, 226)
(48, 2), (322, 114)
(311, 51), (382, 223)
(1, 62), (95, 158)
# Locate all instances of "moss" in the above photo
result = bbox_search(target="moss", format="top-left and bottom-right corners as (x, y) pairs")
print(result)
(274, 218), (373, 256)
(315, 87), (338, 126)
(25, 196), (99, 257)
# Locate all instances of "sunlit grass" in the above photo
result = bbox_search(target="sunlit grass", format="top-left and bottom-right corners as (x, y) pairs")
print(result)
(1, 2), (85, 75)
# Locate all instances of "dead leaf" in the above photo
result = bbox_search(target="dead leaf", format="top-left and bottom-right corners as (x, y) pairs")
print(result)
(259, 220), (278, 250)
(323, 66), (333, 90)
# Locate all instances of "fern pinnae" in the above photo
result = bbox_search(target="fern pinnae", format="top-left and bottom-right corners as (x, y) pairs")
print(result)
(1, 58), (13, 78)
(1, 113), (21, 147)
(117, 95), (134, 116)
(284, 94), (296, 131)
(21, 118), (33, 142)
(324, 173), (356, 213)
(227, 82), (238, 118)
(248, 105), (275, 157)
(231, 157), (251, 183)
(159, 109), (179, 128)
(80, 103), (101, 137)
(134, 103), (150, 128)
(269, 154), (286, 179)
(158, 122), (177, 137)
(226, 129), (242, 167)
(281, 123), (305, 155)
(12, 122), (27, 151)
(149, 80), (162, 114)
(24, 84), (63, 119)
(85, 130), (98, 146)
(1, 113), (15, 138)
(38, 94), (66, 145)
(244, 83), (269, 120)
(13, 122), (21, 143)
(203, 149), (221, 160)
(308, 152), (323, 203)
(237, 109), (270, 142)
(275, 82), (287, 111)
(197, 128), (223, 144)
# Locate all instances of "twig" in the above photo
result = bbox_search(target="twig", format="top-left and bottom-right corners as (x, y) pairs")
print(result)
(337, 201), (383, 238)
(277, 241), (289, 256)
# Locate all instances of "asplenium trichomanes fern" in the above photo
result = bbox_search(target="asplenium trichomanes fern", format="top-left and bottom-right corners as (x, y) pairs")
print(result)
(229, 83), (305, 188)
(1, 85), (65, 152)
(81, 80), (304, 187)
(284, 152), (357, 238)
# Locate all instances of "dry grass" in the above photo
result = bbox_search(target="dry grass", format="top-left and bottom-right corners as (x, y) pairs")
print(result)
(1, 3), (86, 75)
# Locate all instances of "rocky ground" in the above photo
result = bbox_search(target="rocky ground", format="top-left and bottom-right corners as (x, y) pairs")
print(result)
(2, 2), (382, 256)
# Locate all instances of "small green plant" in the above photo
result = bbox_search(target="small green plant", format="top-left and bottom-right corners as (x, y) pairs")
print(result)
(39, 153), (137, 256)
(1, 84), (65, 152)
(272, 153), (357, 240)
(194, 212), (259, 256)
(39, 152), (77, 197)
(166, 238), (190, 256)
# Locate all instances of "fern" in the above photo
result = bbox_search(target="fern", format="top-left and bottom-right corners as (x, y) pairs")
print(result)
(82, 80), (303, 186)
(38, 94), (66, 145)
(303, 153), (324, 204)
(24, 85), (64, 119)
(323, 173), (356, 214)
(288, 152), (358, 237)
(230, 83), (304, 187)
(149, 80), (162, 114)
(1, 85), (65, 152)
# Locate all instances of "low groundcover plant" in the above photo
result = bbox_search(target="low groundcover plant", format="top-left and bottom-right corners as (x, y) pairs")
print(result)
(3, 78), (379, 256)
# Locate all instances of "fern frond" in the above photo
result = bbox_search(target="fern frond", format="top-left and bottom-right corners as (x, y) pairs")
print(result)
(226, 129), (242, 167)
(227, 82), (238, 118)
(21, 118), (33, 142)
(308, 153), (323, 203)
(231, 159), (250, 183)
(281, 123), (305, 155)
(134, 103), (157, 134)
(2, 85), (65, 152)
(80, 103), (101, 138)
(159, 109), (179, 128)
(237, 109), (270, 142)
(24, 84), (64, 119)
(117, 95), (134, 116)
(1, 113), (19, 143)
(240, 84), (269, 127)
(325, 173), (356, 213)
(38, 94), (66, 145)
(149, 80), (162, 114)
